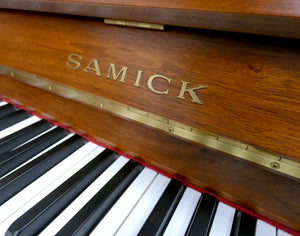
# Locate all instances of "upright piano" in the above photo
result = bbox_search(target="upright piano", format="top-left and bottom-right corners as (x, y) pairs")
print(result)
(0, 1), (299, 235)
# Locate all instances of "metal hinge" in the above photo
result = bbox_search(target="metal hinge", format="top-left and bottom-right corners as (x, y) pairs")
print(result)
(104, 19), (164, 30)
(2, 64), (300, 179)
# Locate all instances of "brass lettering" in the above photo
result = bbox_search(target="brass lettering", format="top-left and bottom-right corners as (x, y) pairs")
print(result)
(66, 53), (82, 70)
(107, 63), (128, 83)
(83, 59), (101, 76)
(147, 75), (171, 95)
(134, 70), (144, 87)
(177, 80), (207, 104)
(66, 53), (208, 105)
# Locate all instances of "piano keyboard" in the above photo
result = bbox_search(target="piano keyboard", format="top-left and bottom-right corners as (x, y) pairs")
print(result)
(0, 101), (292, 236)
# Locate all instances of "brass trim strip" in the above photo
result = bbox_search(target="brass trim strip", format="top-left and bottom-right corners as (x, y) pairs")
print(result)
(1, 65), (299, 179)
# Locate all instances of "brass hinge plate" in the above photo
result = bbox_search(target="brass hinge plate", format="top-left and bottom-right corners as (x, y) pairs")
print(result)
(1, 65), (299, 179)
(104, 19), (164, 30)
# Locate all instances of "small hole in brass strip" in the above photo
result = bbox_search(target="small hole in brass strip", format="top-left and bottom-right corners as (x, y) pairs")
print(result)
(168, 127), (174, 133)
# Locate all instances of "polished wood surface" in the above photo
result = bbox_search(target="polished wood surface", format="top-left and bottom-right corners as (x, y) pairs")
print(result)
(0, 0), (300, 38)
(0, 9), (299, 233)
(0, 10), (299, 161)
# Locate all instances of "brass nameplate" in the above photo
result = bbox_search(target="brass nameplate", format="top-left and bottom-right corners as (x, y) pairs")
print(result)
(66, 53), (208, 105)
(1, 64), (299, 179)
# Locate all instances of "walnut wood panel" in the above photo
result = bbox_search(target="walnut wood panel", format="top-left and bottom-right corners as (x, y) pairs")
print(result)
(0, 0), (300, 38)
(0, 10), (299, 162)
(0, 75), (299, 233)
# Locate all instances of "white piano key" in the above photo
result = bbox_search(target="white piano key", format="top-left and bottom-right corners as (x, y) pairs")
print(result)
(0, 142), (99, 221)
(39, 155), (129, 236)
(209, 202), (236, 236)
(255, 220), (276, 236)
(163, 187), (201, 236)
(115, 174), (171, 236)
(277, 229), (293, 236)
(0, 116), (41, 139)
(0, 142), (100, 235)
(90, 168), (158, 236)
(0, 101), (7, 106)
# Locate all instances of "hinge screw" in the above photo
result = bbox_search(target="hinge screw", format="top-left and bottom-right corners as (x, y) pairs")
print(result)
(270, 162), (280, 169)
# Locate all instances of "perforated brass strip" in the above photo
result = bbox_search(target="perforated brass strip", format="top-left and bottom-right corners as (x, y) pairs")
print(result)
(1, 65), (299, 179)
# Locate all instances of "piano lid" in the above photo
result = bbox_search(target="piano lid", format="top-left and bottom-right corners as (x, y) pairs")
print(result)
(0, 0), (300, 38)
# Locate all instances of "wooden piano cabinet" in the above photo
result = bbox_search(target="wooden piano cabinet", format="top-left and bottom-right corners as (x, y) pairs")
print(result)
(0, 9), (299, 233)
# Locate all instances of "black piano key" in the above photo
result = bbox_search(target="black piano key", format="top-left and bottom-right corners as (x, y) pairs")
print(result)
(0, 110), (31, 131)
(6, 149), (118, 236)
(56, 160), (143, 236)
(185, 193), (218, 236)
(0, 119), (52, 155)
(0, 126), (69, 177)
(138, 179), (185, 236)
(0, 135), (86, 205)
(230, 211), (257, 236)
(0, 104), (18, 118)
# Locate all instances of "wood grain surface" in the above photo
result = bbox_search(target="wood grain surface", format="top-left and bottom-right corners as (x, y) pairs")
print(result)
(0, 0), (300, 38)
(0, 10), (299, 161)
(0, 10), (299, 232)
